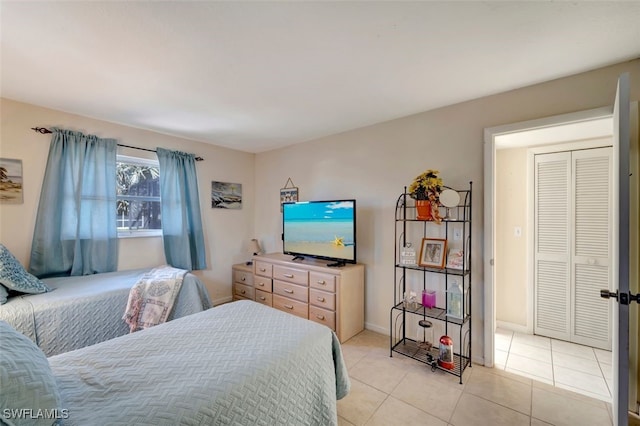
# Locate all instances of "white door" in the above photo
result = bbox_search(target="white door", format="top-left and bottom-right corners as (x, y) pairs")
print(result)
(602, 72), (630, 426)
(534, 148), (613, 350)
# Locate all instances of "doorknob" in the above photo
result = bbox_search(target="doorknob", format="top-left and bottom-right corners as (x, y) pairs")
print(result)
(601, 289), (640, 305)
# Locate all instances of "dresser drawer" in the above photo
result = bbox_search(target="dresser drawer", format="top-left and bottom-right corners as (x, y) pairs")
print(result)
(309, 306), (336, 331)
(273, 265), (308, 286)
(309, 288), (336, 311)
(254, 261), (273, 277)
(233, 283), (255, 300)
(255, 290), (272, 306)
(234, 270), (254, 286)
(273, 295), (308, 319)
(309, 271), (336, 292)
(253, 276), (273, 292)
(273, 280), (308, 303)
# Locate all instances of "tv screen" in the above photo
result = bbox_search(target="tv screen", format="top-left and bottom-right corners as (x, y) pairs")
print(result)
(282, 199), (356, 265)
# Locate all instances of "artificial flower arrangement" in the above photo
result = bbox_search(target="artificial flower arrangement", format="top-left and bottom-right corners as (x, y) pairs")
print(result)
(408, 169), (443, 222)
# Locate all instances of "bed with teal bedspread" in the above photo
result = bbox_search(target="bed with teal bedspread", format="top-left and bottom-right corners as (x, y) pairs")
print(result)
(48, 300), (350, 425)
(0, 268), (211, 357)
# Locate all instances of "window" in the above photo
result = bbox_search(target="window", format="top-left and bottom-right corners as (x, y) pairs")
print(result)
(116, 155), (161, 237)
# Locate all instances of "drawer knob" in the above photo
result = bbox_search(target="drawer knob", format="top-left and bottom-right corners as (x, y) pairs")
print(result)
(316, 314), (325, 320)
(241, 277), (246, 281)
(284, 288), (294, 294)
(283, 273), (294, 278)
(259, 296), (266, 301)
(317, 297), (325, 302)
(284, 304), (294, 310)
(241, 290), (246, 294)
(258, 282), (264, 287)
(260, 268), (266, 272)
(317, 280), (326, 285)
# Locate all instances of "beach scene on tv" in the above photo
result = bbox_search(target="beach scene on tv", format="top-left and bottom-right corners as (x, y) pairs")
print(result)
(283, 200), (355, 261)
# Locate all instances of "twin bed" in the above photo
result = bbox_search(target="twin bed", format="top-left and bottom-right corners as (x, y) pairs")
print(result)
(0, 269), (350, 425)
(49, 301), (349, 425)
(0, 268), (212, 356)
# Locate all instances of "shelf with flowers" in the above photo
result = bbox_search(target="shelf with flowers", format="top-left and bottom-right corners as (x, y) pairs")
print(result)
(408, 169), (443, 222)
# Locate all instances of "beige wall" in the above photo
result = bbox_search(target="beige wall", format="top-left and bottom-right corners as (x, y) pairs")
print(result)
(0, 98), (255, 304)
(255, 59), (640, 363)
(1, 59), (639, 369)
(495, 147), (528, 328)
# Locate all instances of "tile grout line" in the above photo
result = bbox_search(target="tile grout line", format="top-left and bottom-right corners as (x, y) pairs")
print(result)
(594, 347), (613, 399)
(550, 339), (556, 388)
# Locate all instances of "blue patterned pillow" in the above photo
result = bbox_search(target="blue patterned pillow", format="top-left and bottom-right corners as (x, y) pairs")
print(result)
(0, 320), (63, 425)
(0, 244), (50, 294)
(0, 285), (8, 304)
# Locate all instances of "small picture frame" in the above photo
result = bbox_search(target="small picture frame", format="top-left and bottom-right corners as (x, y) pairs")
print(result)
(280, 187), (298, 205)
(445, 248), (465, 270)
(419, 238), (447, 269)
(211, 181), (242, 209)
(280, 177), (299, 211)
(0, 158), (23, 204)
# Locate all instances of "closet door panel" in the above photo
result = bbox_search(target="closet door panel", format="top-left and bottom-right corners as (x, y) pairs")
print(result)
(573, 264), (610, 349)
(534, 152), (571, 340)
(571, 148), (612, 350)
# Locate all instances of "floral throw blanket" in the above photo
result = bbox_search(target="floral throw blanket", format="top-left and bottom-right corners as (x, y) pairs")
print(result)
(123, 265), (187, 333)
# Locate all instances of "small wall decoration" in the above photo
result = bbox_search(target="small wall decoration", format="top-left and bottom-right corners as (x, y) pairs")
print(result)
(280, 177), (298, 211)
(211, 181), (242, 209)
(419, 238), (447, 269)
(0, 158), (23, 204)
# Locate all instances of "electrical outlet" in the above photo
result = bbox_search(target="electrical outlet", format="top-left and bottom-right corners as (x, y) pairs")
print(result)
(453, 228), (462, 240)
(514, 227), (522, 237)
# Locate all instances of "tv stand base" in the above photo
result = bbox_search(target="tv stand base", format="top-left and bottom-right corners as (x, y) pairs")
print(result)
(327, 261), (346, 267)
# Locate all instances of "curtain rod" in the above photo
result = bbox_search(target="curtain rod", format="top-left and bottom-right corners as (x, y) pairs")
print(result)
(31, 127), (204, 161)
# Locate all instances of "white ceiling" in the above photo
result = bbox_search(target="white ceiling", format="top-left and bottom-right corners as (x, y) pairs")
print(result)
(2, 1), (639, 153)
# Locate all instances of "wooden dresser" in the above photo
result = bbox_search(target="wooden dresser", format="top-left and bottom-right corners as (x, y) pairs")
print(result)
(231, 263), (254, 301)
(246, 253), (365, 343)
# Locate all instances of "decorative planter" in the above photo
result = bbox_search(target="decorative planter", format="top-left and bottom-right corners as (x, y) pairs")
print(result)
(416, 200), (432, 220)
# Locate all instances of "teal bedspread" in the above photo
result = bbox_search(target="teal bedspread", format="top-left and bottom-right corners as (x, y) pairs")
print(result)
(49, 300), (350, 426)
(0, 269), (211, 356)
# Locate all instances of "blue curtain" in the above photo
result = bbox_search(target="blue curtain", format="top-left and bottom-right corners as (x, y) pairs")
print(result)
(156, 148), (207, 270)
(29, 129), (118, 278)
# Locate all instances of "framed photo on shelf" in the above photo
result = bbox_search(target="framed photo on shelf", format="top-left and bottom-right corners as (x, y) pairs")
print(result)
(418, 238), (447, 269)
(445, 236), (470, 270)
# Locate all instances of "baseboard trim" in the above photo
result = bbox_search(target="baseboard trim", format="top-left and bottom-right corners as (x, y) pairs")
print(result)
(496, 320), (530, 334)
(364, 322), (388, 336)
(212, 295), (233, 306)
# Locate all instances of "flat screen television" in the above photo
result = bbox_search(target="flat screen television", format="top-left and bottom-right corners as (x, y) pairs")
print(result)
(282, 199), (356, 266)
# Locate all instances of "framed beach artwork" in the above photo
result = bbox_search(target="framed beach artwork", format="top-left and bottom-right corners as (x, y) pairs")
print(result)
(211, 181), (242, 209)
(419, 238), (447, 269)
(0, 158), (23, 204)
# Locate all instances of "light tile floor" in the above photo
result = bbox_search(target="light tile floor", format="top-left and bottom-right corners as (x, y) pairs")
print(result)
(494, 328), (613, 403)
(338, 330), (613, 426)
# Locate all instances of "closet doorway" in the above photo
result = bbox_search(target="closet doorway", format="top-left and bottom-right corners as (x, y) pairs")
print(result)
(486, 108), (617, 403)
(534, 146), (612, 351)
(486, 81), (638, 424)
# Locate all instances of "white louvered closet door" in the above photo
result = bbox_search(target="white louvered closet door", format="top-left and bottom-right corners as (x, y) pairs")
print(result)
(571, 148), (612, 350)
(534, 148), (612, 350)
(534, 152), (572, 341)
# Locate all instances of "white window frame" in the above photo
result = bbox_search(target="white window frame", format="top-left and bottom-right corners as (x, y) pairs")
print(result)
(116, 154), (162, 238)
